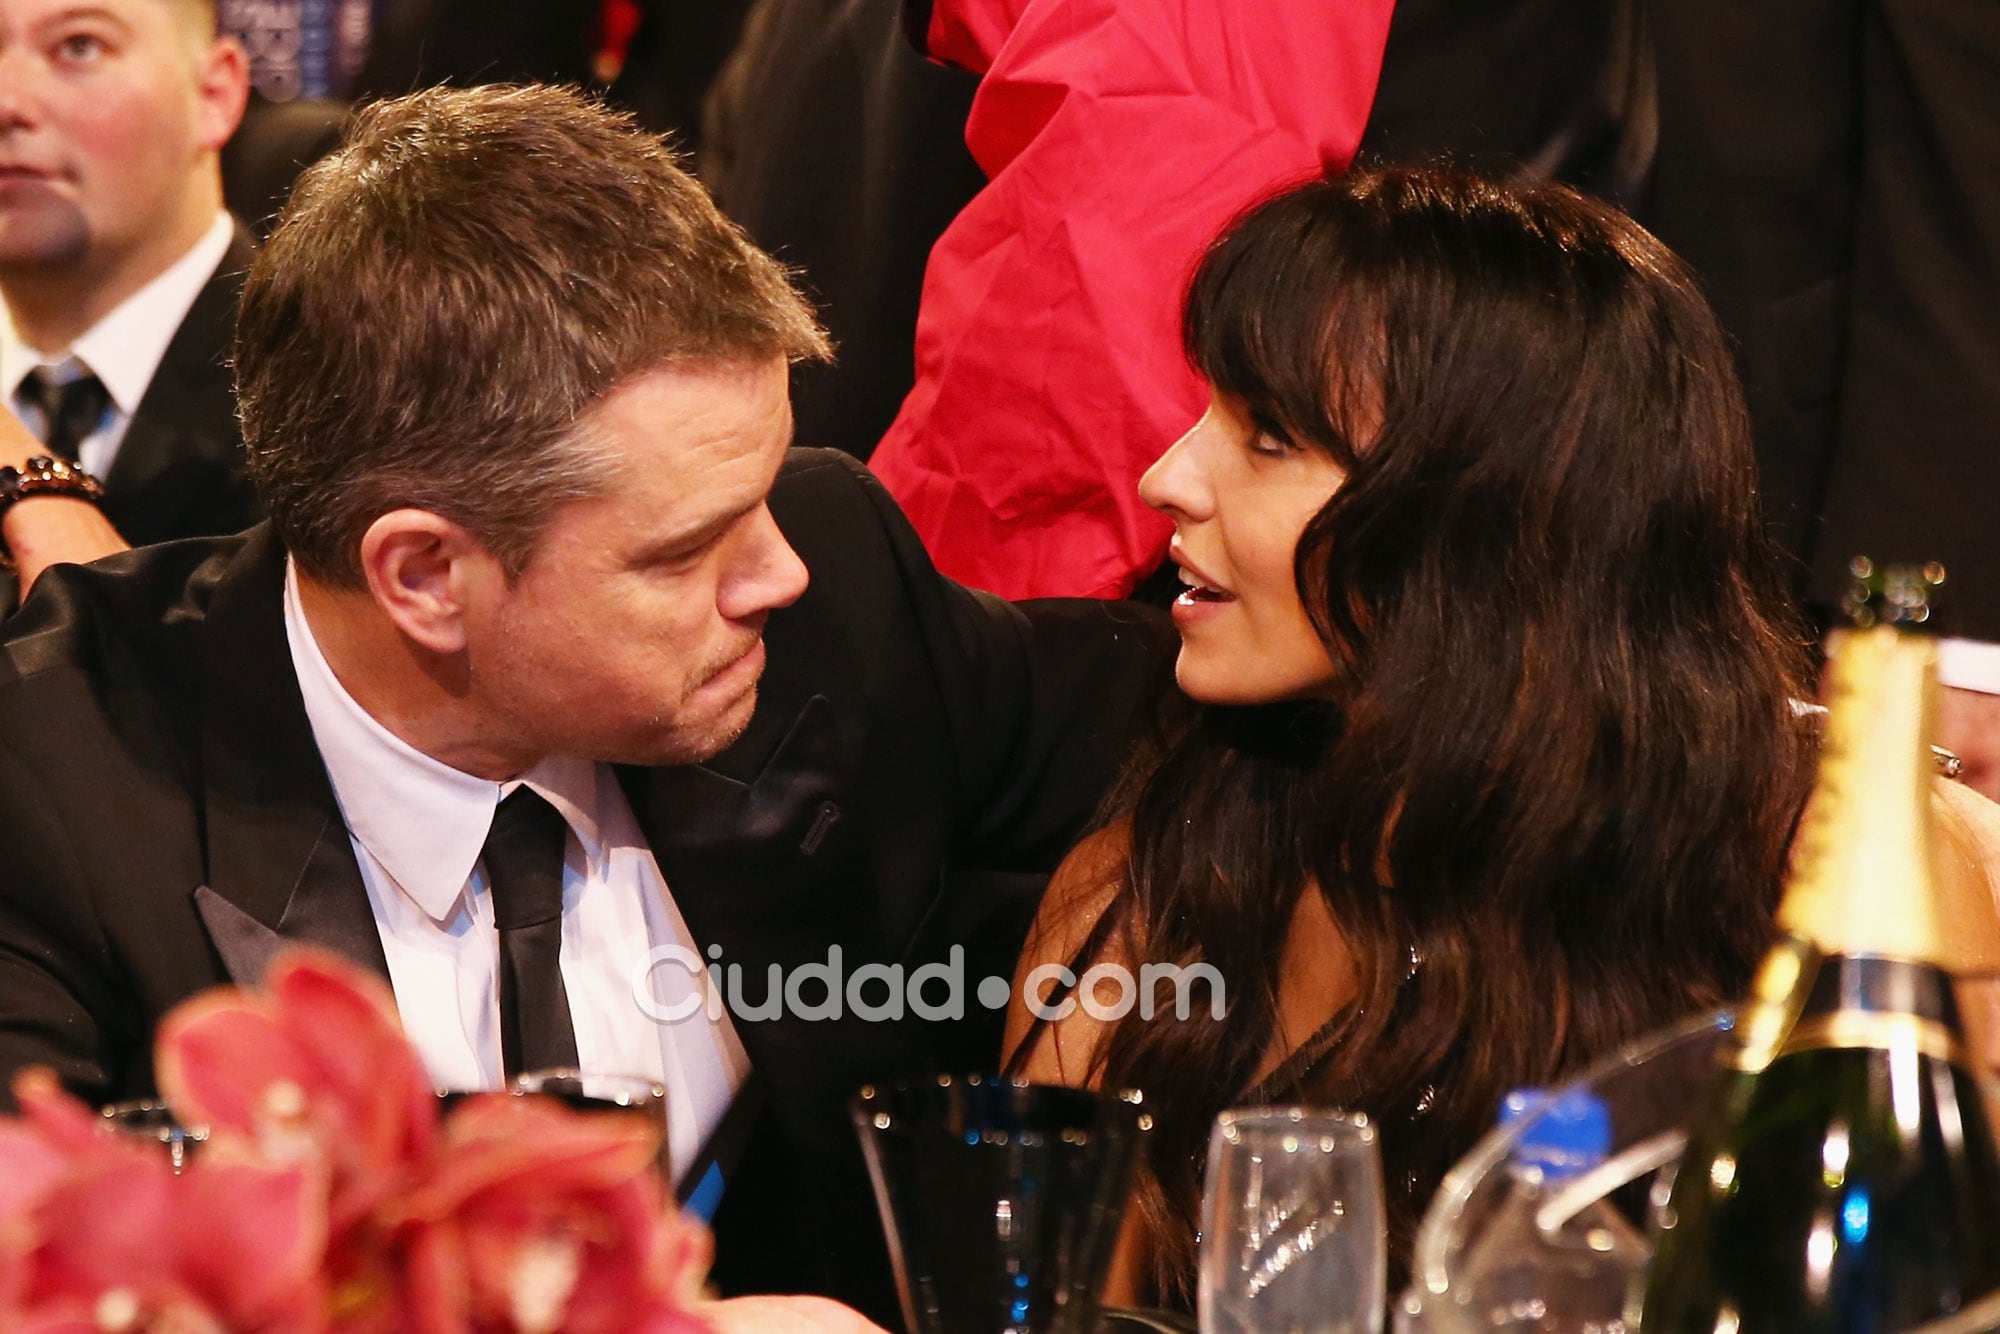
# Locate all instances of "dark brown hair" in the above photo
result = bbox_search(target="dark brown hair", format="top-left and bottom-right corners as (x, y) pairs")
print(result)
(236, 83), (831, 585)
(1095, 167), (1813, 1297)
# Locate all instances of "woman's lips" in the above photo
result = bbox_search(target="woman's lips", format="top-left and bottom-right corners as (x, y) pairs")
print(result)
(1170, 562), (1235, 626)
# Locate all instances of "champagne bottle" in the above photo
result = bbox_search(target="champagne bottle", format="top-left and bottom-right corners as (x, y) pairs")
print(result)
(1639, 560), (2000, 1334)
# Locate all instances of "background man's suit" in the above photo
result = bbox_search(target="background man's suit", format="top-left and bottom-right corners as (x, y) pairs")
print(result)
(0, 448), (1170, 1322)
(0, 226), (262, 608)
(100, 226), (263, 548)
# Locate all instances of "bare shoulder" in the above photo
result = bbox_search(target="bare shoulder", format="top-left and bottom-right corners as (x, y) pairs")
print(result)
(1002, 821), (1133, 1087)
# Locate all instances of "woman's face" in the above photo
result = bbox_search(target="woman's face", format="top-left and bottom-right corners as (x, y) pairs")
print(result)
(1140, 389), (1348, 704)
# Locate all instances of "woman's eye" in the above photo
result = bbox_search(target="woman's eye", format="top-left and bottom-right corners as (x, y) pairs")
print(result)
(1246, 419), (1296, 458)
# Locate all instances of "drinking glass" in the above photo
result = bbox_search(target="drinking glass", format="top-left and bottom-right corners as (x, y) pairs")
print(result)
(507, 1068), (671, 1182)
(852, 1073), (1151, 1334)
(1198, 1107), (1386, 1334)
(99, 1100), (208, 1172)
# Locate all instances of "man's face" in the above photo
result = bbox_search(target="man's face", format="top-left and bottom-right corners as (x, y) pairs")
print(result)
(0, 0), (237, 274)
(464, 357), (810, 768)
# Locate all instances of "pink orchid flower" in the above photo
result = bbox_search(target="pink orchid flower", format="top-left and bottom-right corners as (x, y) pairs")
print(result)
(1, 1071), (326, 1332)
(387, 1093), (712, 1334)
(2, 950), (870, 1332)
(155, 949), (439, 1239)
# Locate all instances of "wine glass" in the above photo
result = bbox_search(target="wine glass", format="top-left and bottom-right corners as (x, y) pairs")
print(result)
(99, 1100), (209, 1172)
(1198, 1107), (1386, 1334)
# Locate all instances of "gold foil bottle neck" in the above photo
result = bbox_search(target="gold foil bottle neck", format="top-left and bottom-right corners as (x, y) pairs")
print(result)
(1777, 624), (1968, 968)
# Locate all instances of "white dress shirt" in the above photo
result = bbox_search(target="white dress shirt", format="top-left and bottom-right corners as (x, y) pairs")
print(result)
(2, 212), (235, 479)
(280, 562), (751, 1183)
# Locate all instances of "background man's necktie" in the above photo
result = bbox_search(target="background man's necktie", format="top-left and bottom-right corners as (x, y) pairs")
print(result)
(482, 787), (581, 1078)
(23, 369), (110, 463)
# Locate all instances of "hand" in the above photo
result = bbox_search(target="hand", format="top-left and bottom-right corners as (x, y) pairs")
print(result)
(699, 1295), (892, 1332)
(0, 412), (130, 604)
(1939, 686), (2000, 803)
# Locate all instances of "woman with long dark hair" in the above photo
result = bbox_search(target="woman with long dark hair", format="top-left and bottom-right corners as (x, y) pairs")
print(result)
(1003, 165), (1818, 1303)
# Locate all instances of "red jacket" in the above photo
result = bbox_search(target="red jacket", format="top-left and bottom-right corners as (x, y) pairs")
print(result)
(870, 0), (1395, 597)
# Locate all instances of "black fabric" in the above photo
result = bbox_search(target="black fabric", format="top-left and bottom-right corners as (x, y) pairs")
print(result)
(1795, 1), (2000, 637)
(1642, 0), (2000, 635)
(701, 0), (985, 459)
(608, 1), (757, 153)
(1642, 0), (1866, 602)
(350, 0), (597, 97)
(0, 448), (1173, 1324)
(99, 223), (263, 549)
(1358, 1), (2000, 633)
(222, 98), (350, 238)
(483, 788), (579, 1078)
(21, 370), (109, 463)
(1356, 0), (1656, 208)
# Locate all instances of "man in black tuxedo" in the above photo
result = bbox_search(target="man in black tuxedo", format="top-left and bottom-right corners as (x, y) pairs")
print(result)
(0, 0), (262, 607)
(0, 83), (1167, 1321)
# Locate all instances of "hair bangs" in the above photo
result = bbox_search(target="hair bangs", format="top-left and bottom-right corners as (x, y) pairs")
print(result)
(1182, 184), (1378, 468)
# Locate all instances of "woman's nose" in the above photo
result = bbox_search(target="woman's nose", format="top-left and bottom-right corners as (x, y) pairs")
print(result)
(1139, 409), (1216, 521)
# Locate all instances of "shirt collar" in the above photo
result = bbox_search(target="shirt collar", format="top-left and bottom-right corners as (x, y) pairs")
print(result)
(281, 559), (600, 922)
(2, 211), (234, 414)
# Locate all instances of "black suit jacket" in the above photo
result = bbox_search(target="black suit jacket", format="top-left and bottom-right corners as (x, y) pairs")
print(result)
(0, 448), (1169, 1321)
(103, 224), (262, 548)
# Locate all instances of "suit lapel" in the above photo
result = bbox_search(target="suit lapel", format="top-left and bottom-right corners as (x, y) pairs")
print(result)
(619, 692), (919, 1087)
(103, 227), (257, 545)
(194, 526), (388, 985)
(620, 693), (845, 973)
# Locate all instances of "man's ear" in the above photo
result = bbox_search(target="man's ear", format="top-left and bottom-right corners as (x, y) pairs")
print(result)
(357, 510), (495, 656)
(193, 35), (251, 152)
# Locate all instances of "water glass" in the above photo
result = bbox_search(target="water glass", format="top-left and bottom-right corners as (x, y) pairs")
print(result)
(852, 1074), (1151, 1334)
(1198, 1107), (1386, 1334)
(507, 1068), (671, 1182)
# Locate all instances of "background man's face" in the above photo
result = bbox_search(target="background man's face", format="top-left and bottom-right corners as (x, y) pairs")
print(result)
(0, 0), (236, 276)
(464, 357), (811, 768)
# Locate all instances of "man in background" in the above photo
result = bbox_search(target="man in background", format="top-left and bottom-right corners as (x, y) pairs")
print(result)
(0, 0), (257, 602)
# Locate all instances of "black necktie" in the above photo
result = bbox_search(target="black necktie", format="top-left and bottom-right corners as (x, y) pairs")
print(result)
(23, 369), (109, 462)
(482, 787), (580, 1079)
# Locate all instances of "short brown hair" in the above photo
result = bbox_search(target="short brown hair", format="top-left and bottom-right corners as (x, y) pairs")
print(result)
(236, 83), (830, 585)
